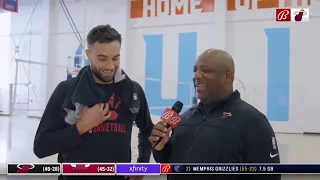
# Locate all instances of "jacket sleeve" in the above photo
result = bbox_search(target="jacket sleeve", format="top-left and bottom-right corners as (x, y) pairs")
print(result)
(134, 82), (154, 163)
(242, 113), (281, 180)
(152, 139), (172, 163)
(33, 81), (83, 158)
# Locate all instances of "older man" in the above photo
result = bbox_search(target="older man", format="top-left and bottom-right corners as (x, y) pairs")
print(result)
(149, 49), (281, 180)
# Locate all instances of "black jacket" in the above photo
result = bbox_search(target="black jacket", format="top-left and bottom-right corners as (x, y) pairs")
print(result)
(33, 78), (154, 180)
(153, 90), (281, 180)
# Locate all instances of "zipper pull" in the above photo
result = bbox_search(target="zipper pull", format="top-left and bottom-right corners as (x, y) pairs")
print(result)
(202, 115), (206, 121)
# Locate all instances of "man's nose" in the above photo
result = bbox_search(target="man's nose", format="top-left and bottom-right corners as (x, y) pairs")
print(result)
(103, 58), (114, 66)
(193, 70), (202, 80)
(103, 62), (115, 70)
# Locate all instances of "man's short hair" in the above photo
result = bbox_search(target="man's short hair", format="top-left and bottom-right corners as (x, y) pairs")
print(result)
(87, 24), (122, 47)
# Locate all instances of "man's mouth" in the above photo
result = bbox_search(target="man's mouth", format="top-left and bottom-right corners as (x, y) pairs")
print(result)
(196, 84), (205, 91)
(101, 70), (114, 76)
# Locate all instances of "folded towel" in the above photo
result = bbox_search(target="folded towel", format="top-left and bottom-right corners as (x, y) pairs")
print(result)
(62, 65), (138, 125)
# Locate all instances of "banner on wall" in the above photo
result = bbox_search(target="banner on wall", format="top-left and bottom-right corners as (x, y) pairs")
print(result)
(130, 0), (311, 18)
(0, 0), (18, 13)
(130, 0), (215, 18)
(227, 0), (310, 11)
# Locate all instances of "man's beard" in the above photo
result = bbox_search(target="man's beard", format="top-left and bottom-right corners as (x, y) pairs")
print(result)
(91, 66), (114, 83)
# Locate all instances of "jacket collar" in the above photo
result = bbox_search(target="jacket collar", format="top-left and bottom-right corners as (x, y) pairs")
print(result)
(196, 90), (241, 112)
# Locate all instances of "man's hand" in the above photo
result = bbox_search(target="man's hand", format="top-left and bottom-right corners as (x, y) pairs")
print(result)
(76, 103), (111, 135)
(148, 121), (172, 150)
(124, 176), (143, 180)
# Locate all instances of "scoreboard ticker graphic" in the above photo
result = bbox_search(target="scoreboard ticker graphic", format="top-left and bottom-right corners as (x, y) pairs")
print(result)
(62, 163), (115, 175)
(7, 163), (61, 175)
(4, 163), (320, 175)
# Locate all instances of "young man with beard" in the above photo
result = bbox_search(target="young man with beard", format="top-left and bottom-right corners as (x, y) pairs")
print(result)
(149, 49), (281, 180)
(34, 25), (153, 180)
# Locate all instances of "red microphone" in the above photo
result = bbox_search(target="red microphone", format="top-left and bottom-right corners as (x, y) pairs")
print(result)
(152, 101), (183, 148)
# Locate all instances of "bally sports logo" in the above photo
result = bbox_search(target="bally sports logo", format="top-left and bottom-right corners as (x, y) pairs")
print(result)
(130, 0), (214, 18)
(160, 108), (182, 128)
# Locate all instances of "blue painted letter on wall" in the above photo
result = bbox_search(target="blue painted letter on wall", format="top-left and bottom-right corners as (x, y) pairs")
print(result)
(144, 33), (197, 115)
(265, 28), (290, 121)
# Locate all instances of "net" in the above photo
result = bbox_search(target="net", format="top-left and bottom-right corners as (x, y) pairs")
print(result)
(10, 58), (72, 118)
(10, 55), (88, 118)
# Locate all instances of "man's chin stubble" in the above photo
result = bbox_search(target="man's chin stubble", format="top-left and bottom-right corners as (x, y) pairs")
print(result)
(101, 76), (114, 83)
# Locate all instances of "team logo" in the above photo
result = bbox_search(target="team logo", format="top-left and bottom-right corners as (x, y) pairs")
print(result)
(222, 112), (232, 119)
(174, 165), (183, 173)
(16, 164), (35, 173)
(133, 93), (138, 100)
(292, 9), (308, 22)
(70, 164), (90, 173)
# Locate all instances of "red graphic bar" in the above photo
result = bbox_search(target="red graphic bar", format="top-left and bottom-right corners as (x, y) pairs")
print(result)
(62, 163), (115, 175)
(160, 164), (172, 174)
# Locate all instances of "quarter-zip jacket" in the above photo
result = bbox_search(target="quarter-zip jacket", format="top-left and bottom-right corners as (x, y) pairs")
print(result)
(153, 90), (281, 180)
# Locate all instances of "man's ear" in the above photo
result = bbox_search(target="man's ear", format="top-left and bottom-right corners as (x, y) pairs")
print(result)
(225, 69), (233, 83)
(85, 49), (90, 59)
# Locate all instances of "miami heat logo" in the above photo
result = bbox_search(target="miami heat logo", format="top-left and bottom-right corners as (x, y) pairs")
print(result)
(16, 164), (35, 173)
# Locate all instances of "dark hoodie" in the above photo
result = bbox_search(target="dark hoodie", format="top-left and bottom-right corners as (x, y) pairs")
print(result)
(33, 66), (154, 180)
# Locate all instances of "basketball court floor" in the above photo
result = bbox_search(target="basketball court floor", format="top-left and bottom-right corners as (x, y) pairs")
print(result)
(1, 116), (320, 180)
